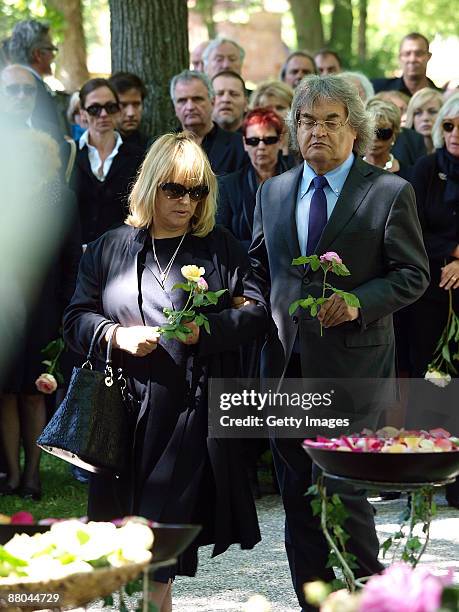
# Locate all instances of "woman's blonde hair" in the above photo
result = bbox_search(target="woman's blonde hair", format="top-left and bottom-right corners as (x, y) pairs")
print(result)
(404, 87), (443, 129)
(249, 80), (294, 110)
(126, 132), (217, 237)
(366, 98), (401, 137)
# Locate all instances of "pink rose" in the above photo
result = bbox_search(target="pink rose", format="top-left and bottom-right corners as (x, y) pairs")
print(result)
(35, 373), (58, 394)
(359, 563), (451, 612)
(196, 277), (209, 293)
(11, 511), (35, 525)
(320, 251), (342, 264)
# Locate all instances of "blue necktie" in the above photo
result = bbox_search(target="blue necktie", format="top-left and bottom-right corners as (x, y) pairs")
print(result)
(306, 175), (328, 256)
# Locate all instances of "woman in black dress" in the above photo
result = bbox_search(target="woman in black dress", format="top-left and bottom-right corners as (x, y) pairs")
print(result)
(63, 132), (267, 611)
(408, 93), (459, 507)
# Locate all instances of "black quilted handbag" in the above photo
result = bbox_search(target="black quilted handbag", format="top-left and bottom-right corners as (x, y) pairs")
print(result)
(37, 321), (132, 475)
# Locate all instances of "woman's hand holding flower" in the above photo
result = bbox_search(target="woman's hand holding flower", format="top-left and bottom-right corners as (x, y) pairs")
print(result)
(440, 260), (459, 290)
(178, 320), (200, 345)
(113, 326), (160, 356)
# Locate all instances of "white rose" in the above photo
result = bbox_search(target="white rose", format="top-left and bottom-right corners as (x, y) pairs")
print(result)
(181, 265), (205, 283)
(424, 369), (451, 388)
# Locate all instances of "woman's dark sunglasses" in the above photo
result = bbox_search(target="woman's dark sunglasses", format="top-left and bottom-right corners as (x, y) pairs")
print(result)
(160, 182), (209, 202)
(84, 102), (120, 117)
(375, 127), (394, 141)
(442, 121), (458, 133)
(244, 136), (280, 146)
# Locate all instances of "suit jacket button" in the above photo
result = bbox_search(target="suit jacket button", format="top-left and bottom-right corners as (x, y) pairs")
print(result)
(302, 277), (310, 285)
(292, 316), (299, 324)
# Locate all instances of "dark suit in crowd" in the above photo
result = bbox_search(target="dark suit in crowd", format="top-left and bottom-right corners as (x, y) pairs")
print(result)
(71, 142), (144, 244)
(217, 157), (291, 252)
(372, 75), (440, 97)
(392, 127), (427, 168)
(202, 122), (246, 175)
(249, 156), (429, 609)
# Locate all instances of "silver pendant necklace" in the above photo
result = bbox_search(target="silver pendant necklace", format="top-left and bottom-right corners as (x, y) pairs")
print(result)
(151, 232), (187, 288)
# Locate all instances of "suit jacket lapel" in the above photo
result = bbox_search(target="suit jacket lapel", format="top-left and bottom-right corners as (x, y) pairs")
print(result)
(279, 164), (303, 264)
(314, 157), (374, 255)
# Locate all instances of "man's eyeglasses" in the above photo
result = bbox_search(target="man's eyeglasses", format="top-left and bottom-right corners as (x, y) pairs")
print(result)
(442, 121), (459, 133)
(4, 84), (36, 97)
(160, 182), (209, 202)
(244, 136), (280, 146)
(297, 116), (349, 133)
(375, 127), (394, 141)
(84, 102), (120, 117)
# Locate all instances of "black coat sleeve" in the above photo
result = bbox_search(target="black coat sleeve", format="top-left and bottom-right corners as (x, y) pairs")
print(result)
(63, 239), (115, 357)
(58, 188), (82, 308)
(198, 229), (267, 357)
(216, 176), (233, 229)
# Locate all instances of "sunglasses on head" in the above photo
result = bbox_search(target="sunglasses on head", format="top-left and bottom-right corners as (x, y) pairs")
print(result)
(84, 102), (120, 117)
(375, 127), (394, 141)
(160, 182), (209, 202)
(442, 121), (458, 133)
(244, 136), (280, 146)
(5, 84), (36, 97)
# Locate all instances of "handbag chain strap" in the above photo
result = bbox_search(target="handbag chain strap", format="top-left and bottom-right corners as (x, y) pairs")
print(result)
(104, 324), (120, 387)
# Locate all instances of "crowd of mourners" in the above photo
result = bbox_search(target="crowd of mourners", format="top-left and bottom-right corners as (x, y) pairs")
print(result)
(1, 18), (459, 612)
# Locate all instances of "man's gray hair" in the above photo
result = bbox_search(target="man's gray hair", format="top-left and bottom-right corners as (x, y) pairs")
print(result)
(8, 19), (50, 66)
(340, 71), (375, 102)
(170, 70), (214, 103)
(288, 74), (374, 155)
(202, 37), (245, 68)
(432, 92), (459, 149)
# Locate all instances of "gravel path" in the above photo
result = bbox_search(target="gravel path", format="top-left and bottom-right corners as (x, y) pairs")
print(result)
(89, 490), (458, 611)
(172, 491), (459, 612)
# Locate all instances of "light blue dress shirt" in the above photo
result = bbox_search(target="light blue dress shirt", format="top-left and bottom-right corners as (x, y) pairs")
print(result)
(296, 153), (355, 256)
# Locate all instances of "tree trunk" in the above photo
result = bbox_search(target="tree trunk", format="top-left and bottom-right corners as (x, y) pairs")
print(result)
(46, 0), (89, 91)
(195, 0), (216, 39)
(288, 0), (324, 52)
(109, 0), (189, 138)
(357, 0), (367, 63)
(329, 0), (353, 67)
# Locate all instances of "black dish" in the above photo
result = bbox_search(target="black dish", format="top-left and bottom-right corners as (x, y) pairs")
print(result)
(0, 522), (201, 563)
(304, 447), (459, 484)
(150, 523), (201, 562)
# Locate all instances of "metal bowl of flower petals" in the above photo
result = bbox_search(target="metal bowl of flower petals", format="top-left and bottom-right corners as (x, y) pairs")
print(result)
(303, 427), (459, 484)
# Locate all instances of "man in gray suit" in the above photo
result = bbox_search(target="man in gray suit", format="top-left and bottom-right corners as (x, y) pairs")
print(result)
(249, 75), (429, 610)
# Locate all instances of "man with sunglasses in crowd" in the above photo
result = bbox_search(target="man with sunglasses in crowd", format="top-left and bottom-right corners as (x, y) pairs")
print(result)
(249, 74), (429, 611)
(71, 78), (144, 245)
(8, 19), (64, 138)
(170, 69), (246, 176)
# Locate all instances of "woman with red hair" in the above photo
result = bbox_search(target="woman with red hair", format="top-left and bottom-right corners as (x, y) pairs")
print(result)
(217, 107), (291, 251)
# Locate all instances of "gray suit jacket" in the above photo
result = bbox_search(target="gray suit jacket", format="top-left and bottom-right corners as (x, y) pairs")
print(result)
(249, 156), (430, 380)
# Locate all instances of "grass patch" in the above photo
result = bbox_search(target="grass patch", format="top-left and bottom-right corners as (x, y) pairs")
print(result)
(0, 453), (88, 520)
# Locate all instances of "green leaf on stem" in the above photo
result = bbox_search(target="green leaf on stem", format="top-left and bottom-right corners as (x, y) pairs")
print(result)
(442, 343), (451, 364)
(203, 318), (210, 334)
(292, 255), (320, 267)
(332, 289), (361, 308)
(171, 282), (191, 292)
(192, 293), (205, 307)
(331, 262), (351, 276)
(311, 304), (318, 317)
